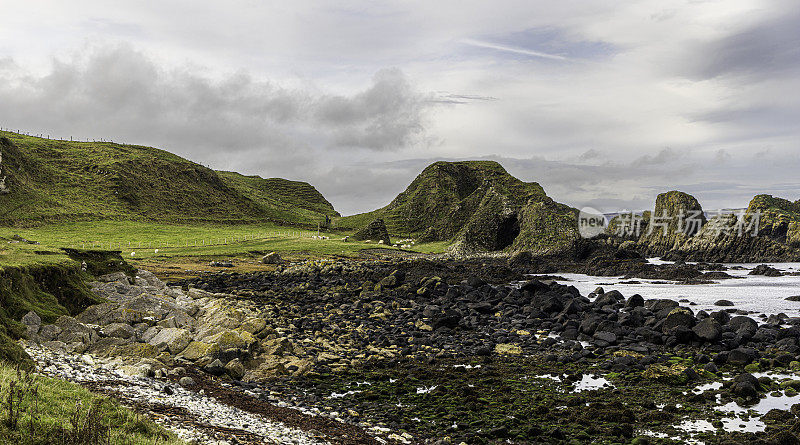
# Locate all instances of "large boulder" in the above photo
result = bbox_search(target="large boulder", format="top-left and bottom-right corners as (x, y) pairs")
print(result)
(204, 329), (258, 353)
(179, 341), (220, 361)
(55, 316), (97, 345)
(692, 318), (722, 342)
(662, 308), (696, 333)
(100, 323), (136, 339)
(21, 311), (41, 338)
(352, 219), (391, 245)
(261, 252), (283, 264)
(147, 328), (191, 354)
(728, 316), (758, 338)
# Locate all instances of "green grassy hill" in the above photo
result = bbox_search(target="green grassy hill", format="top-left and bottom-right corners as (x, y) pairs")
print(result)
(338, 160), (579, 254)
(217, 171), (339, 222)
(338, 160), (546, 237)
(0, 131), (336, 227)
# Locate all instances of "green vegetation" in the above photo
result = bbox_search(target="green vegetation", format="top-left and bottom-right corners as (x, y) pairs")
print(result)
(337, 160), (546, 239)
(747, 194), (800, 244)
(0, 131), (334, 227)
(216, 171), (339, 221)
(0, 363), (183, 444)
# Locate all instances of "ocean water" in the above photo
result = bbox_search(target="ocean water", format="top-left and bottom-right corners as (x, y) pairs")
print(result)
(542, 260), (800, 318)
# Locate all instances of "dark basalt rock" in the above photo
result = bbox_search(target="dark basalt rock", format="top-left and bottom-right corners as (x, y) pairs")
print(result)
(729, 316), (759, 338)
(662, 308), (696, 333)
(728, 348), (757, 366)
(750, 264), (783, 277)
(693, 318), (722, 342)
(730, 373), (761, 399)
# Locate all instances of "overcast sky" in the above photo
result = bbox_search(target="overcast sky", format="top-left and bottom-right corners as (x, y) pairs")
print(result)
(1, 1), (798, 215)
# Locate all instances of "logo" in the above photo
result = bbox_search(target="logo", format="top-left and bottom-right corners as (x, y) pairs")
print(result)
(578, 207), (608, 239)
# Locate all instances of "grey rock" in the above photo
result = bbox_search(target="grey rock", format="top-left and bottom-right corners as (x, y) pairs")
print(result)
(204, 359), (226, 376)
(729, 316), (758, 337)
(692, 318), (722, 342)
(55, 316), (97, 345)
(261, 252), (283, 265)
(38, 324), (62, 342)
(22, 311), (42, 329)
(147, 328), (191, 354)
(179, 376), (195, 386)
(101, 323), (136, 339)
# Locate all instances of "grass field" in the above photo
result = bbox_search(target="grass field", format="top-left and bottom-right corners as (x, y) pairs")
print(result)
(0, 220), (449, 273)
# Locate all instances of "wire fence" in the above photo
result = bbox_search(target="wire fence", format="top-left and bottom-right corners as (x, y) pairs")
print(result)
(0, 127), (122, 144)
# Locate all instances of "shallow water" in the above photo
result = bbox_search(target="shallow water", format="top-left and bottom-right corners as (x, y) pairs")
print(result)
(542, 260), (800, 318)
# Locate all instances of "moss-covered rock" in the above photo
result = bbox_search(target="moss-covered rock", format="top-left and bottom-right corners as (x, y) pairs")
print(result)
(663, 194), (800, 262)
(638, 191), (705, 254)
(339, 161), (544, 241)
(641, 363), (690, 385)
(179, 341), (220, 361)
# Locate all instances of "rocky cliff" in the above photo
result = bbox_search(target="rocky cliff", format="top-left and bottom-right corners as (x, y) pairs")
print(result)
(610, 191), (800, 262)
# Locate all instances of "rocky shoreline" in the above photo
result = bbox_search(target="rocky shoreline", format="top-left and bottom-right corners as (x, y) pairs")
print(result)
(17, 256), (800, 443)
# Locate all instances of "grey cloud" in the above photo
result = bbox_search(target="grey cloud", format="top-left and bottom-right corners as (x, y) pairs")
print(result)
(685, 8), (800, 80)
(0, 45), (431, 154)
(630, 148), (682, 167)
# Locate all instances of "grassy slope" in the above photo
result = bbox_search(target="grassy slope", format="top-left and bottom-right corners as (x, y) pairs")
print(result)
(216, 171), (339, 222)
(0, 363), (183, 444)
(0, 131), (334, 227)
(337, 160), (546, 237)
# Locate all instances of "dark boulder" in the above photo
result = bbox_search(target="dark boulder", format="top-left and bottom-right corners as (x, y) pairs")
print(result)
(730, 373), (760, 399)
(593, 331), (617, 346)
(692, 318), (722, 342)
(625, 294), (644, 308)
(662, 308), (696, 333)
(714, 299), (735, 307)
(750, 264), (783, 277)
(728, 316), (759, 338)
(728, 348), (757, 366)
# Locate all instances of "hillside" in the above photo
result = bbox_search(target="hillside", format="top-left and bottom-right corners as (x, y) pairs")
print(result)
(339, 160), (578, 254)
(216, 171), (339, 221)
(339, 161), (546, 235)
(0, 131), (336, 227)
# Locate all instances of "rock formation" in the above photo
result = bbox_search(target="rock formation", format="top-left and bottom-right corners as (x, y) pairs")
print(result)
(637, 191), (706, 255)
(341, 161), (580, 256)
(608, 190), (800, 262)
(353, 218), (391, 245)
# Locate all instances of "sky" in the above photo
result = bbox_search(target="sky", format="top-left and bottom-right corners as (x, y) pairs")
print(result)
(0, 1), (798, 215)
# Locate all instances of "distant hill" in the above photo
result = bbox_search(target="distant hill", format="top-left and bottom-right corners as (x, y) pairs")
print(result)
(0, 131), (336, 227)
(339, 160), (579, 254)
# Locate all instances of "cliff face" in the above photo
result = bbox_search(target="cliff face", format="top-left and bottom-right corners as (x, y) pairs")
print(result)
(613, 191), (800, 262)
